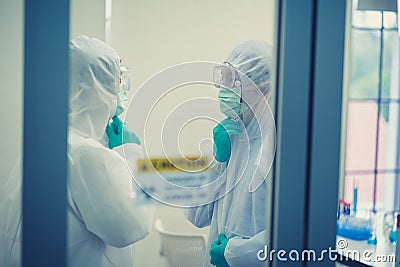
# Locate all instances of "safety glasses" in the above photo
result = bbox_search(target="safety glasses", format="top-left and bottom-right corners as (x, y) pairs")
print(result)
(120, 66), (131, 93)
(213, 63), (241, 89)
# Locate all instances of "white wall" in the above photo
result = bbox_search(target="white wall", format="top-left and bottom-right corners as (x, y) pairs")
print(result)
(0, 1), (23, 261)
(70, 0), (106, 40)
(111, 1), (275, 266)
(0, 0), (24, 195)
(111, 0), (274, 92)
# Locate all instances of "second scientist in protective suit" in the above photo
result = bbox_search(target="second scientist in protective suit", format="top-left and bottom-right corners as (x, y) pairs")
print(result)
(2, 35), (153, 267)
(185, 40), (275, 267)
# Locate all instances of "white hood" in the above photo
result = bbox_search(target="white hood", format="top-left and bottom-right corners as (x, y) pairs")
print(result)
(69, 35), (120, 140)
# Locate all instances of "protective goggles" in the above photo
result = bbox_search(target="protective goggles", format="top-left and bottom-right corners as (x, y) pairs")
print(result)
(213, 63), (242, 89)
(120, 66), (131, 93)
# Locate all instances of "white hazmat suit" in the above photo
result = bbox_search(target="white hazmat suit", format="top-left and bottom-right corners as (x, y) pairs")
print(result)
(2, 35), (153, 267)
(185, 40), (275, 267)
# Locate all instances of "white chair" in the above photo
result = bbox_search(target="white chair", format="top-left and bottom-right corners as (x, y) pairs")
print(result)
(154, 219), (207, 267)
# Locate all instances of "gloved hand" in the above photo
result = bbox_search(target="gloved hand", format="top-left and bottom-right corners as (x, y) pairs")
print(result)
(109, 115), (123, 134)
(209, 234), (230, 267)
(106, 116), (141, 149)
(213, 118), (242, 162)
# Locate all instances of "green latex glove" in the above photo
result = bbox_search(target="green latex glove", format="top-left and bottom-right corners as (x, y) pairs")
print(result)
(209, 234), (230, 267)
(109, 115), (122, 134)
(213, 118), (242, 162)
(106, 116), (141, 149)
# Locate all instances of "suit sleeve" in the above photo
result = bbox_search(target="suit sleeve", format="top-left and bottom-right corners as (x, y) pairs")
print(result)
(224, 230), (267, 267)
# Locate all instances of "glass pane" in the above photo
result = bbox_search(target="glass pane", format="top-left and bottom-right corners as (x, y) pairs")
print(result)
(344, 175), (375, 210)
(1, 0), (24, 266)
(375, 173), (398, 211)
(349, 30), (380, 99)
(68, 0), (276, 266)
(345, 101), (378, 171)
(383, 11), (397, 29)
(378, 103), (399, 170)
(382, 30), (399, 99)
(343, 173), (395, 211)
(352, 10), (382, 29)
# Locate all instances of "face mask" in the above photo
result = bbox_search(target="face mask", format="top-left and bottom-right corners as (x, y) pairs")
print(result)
(115, 90), (128, 116)
(214, 63), (242, 120)
(115, 66), (131, 116)
(218, 86), (242, 120)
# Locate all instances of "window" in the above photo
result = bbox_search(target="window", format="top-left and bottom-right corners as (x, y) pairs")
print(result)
(344, 0), (399, 211)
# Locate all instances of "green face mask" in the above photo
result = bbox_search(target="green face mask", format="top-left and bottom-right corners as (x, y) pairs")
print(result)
(115, 90), (128, 116)
(214, 63), (243, 120)
(218, 86), (242, 120)
(115, 66), (131, 116)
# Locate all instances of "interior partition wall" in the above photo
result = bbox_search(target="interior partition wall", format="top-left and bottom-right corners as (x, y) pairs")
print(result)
(272, 1), (346, 267)
(23, 1), (69, 266)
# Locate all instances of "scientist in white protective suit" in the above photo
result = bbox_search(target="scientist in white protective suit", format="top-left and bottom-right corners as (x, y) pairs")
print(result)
(2, 35), (153, 267)
(185, 40), (275, 267)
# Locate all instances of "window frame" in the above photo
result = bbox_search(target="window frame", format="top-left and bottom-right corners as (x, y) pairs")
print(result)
(343, 3), (399, 211)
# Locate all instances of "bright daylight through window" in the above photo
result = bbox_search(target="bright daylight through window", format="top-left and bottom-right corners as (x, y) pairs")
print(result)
(344, 0), (399, 212)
